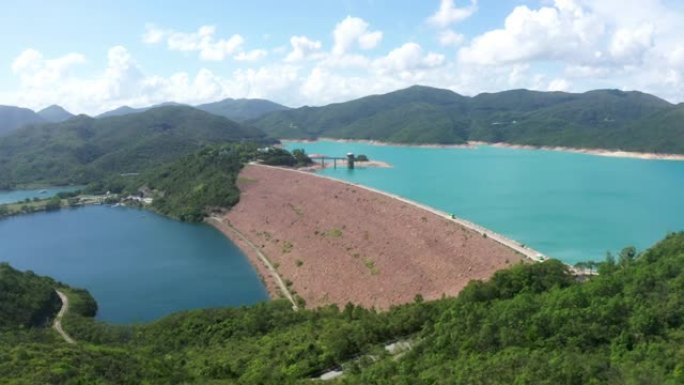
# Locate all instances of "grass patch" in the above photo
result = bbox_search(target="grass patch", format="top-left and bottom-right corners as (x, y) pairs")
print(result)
(323, 227), (343, 238)
(237, 176), (258, 184)
(364, 258), (379, 275)
(287, 203), (303, 217)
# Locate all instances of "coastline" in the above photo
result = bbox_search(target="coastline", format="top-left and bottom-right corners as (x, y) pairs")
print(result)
(470, 141), (684, 161)
(207, 216), (297, 307)
(288, 137), (474, 149)
(286, 137), (684, 161)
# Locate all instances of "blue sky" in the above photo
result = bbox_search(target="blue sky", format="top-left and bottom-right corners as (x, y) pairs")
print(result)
(1, 0), (683, 114)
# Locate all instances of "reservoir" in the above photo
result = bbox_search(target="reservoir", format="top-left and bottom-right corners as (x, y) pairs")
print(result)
(0, 205), (268, 323)
(0, 186), (83, 204)
(285, 141), (684, 264)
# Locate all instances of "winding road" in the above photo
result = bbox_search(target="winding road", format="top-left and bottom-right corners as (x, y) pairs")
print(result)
(53, 290), (76, 344)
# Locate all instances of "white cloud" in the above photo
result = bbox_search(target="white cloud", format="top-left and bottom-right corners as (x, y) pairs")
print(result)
(439, 29), (465, 47)
(428, 0), (478, 28)
(104, 45), (144, 99)
(7, 2), (684, 115)
(609, 24), (654, 64)
(234, 49), (268, 62)
(332, 16), (383, 55)
(458, 2), (605, 66)
(12, 49), (86, 88)
(456, 0), (662, 71)
(548, 78), (571, 91)
(169, 26), (244, 61)
(142, 24), (167, 44)
(285, 36), (323, 62)
(143, 24), (256, 61)
(373, 43), (445, 75)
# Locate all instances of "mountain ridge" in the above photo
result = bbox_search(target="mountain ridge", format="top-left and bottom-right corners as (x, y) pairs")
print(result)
(0, 105), (272, 189)
(37, 105), (74, 123)
(196, 98), (289, 122)
(250, 85), (683, 153)
(0, 105), (46, 137)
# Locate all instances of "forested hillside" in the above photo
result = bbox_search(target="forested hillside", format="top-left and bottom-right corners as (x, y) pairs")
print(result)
(251, 85), (684, 153)
(0, 263), (61, 329)
(196, 98), (290, 122)
(2, 232), (684, 383)
(36, 105), (74, 123)
(97, 98), (288, 122)
(0, 105), (272, 189)
(91, 144), (310, 222)
(0, 105), (45, 136)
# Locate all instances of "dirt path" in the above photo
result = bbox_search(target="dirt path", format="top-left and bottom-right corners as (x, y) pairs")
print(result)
(209, 216), (299, 310)
(53, 290), (75, 344)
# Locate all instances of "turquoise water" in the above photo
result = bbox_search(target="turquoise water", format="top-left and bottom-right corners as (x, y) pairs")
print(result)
(0, 186), (83, 204)
(285, 141), (684, 264)
(0, 206), (268, 323)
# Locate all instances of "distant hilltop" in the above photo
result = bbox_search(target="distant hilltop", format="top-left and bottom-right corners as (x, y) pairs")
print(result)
(0, 98), (290, 137)
(2, 85), (683, 154)
(248, 85), (684, 155)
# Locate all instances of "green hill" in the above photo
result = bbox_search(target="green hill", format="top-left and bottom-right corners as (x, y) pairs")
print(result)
(2, 232), (684, 383)
(196, 98), (290, 122)
(251, 86), (682, 153)
(98, 99), (287, 122)
(123, 144), (257, 222)
(253, 85), (470, 143)
(96, 102), (185, 118)
(36, 105), (74, 123)
(0, 105), (45, 137)
(0, 105), (271, 188)
(96, 105), (142, 118)
(0, 263), (60, 329)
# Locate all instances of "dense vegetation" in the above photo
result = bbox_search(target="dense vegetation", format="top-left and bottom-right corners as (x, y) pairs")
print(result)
(88, 144), (310, 222)
(196, 98), (290, 122)
(96, 98), (287, 122)
(345, 234), (684, 384)
(0, 105), (272, 189)
(36, 105), (74, 123)
(2, 232), (684, 384)
(0, 105), (46, 136)
(0, 263), (61, 329)
(129, 144), (258, 222)
(251, 85), (684, 153)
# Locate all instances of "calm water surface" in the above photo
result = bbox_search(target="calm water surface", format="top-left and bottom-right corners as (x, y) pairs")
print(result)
(0, 205), (268, 323)
(0, 186), (83, 204)
(285, 141), (684, 264)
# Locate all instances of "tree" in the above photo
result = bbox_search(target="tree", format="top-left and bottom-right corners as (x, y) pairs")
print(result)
(291, 148), (312, 166)
(44, 197), (62, 211)
(619, 246), (637, 266)
(258, 148), (295, 166)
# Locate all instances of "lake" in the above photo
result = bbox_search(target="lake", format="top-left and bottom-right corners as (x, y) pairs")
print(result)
(0, 186), (83, 204)
(0, 205), (268, 323)
(285, 141), (684, 264)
